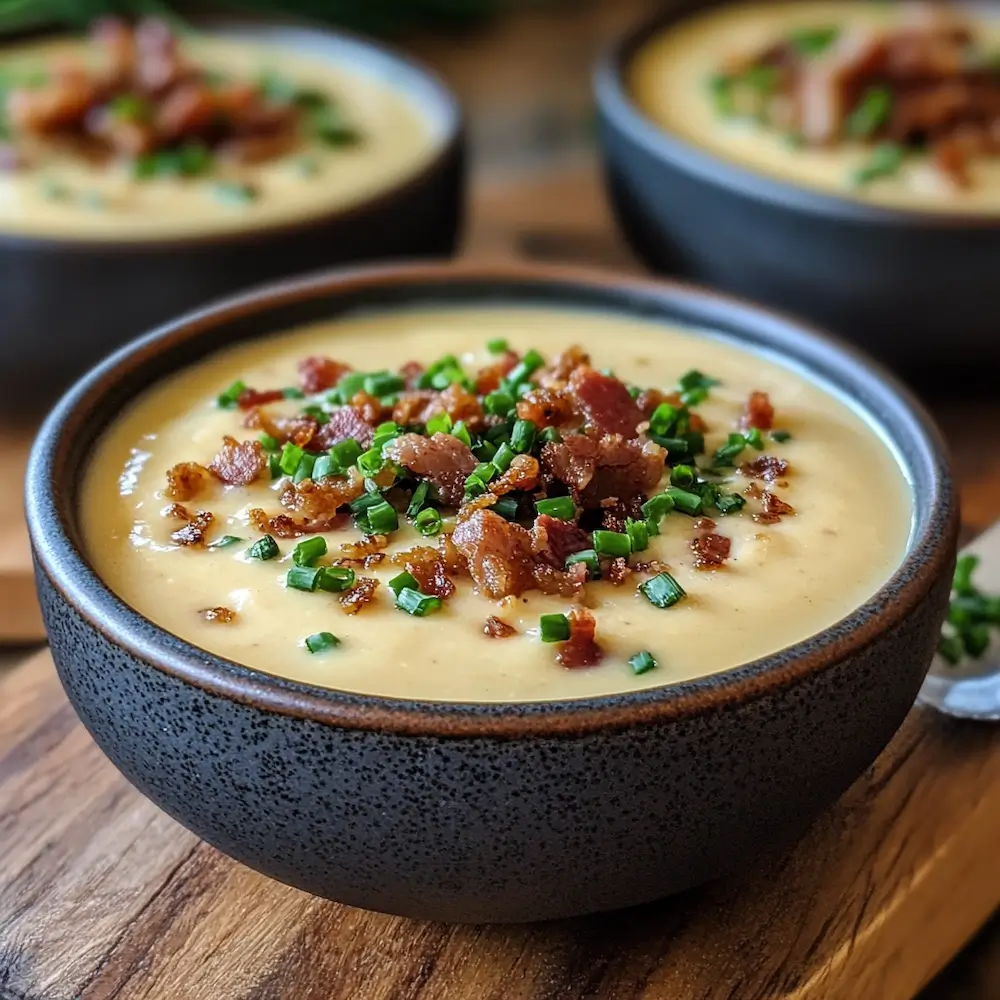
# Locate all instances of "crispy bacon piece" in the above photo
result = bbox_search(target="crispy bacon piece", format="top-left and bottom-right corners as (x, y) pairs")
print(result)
(530, 514), (591, 569)
(170, 509), (214, 546)
(245, 411), (318, 448)
(568, 367), (645, 438)
(484, 616), (517, 638)
(438, 532), (468, 576)
(631, 559), (672, 575)
(297, 356), (351, 394)
(542, 434), (665, 508)
(599, 495), (646, 533)
(490, 454), (540, 496)
(248, 508), (338, 539)
(165, 462), (212, 501)
(339, 577), (380, 615)
(314, 407), (374, 450)
(456, 492), (499, 523)
(556, 609), (604, 669)
(474, 351), (519, 394)
(209, 437), (266, 487)
(201, 606), (237, 623)
(544, 344), (590, 382)
(747, 485), (796, 524)
(155, 81), (216, 138)
(279, 469), (365, 522)
(419, 383), (485, 431)
(451, 509), (536, 600)
(392, 546), (455, 599)
(339, 534), (388, 560)
(742, 391), (775, 431)
(392, 390), (436, 426)
(7, 68), (99, 134)
(384, 433), (477, 507)
(607, 557), (632, 586)
(741, 456), (789, 483)
(349, 391), (386, 426)
(237, 388), (285, 410)
(400, 361), (425, 389)
(693, 517), (717, 532)
(532, 561), (588, 597)
(692, 533), (732, 569)
(516, 386), (579, 429)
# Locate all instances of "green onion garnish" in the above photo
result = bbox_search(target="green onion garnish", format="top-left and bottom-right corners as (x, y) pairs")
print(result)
(511, 419), (537, 454)
(293, 536), (327, 567)
(539, 427), (562, 444)
(330, 438), (363, 470)
(665, 487), (702, 516)
(283, 386), (305, 400)
(625, 518), (649, 553)
(259, 433), (280, 452)
(642, 492), (676, 523)
(593, 530), (631, 559)
(363, 372), (405, 397)
(305, 631), (341, 654)
(208, 535), (242, 549)
(669, 464), (697, 489)
(539, 613), (571, 643)
(715, 493), (746, 516)
(628, 650), (658, 675)
(349, 490), (384, 514)
(565, 549), (601, 579)
(451, 421), (473, 447)
(474, 438), (498, 462)
(287, 565), (323, 592)
(505, 349), (544, 388)
(425, 412), (453, 435)
(640, 572), (687, 609)
(681, 387), (708, 407)
(279, 442), (304, 476)
(938, 634), (964, 665)
(415, 508), (443, 536)
(487, 337), (509, 354)
(356, 448), (384, 478)
(744, 427), (765, 450)
(851, 142), (905, 187)
(389, 571), (419, 596)
(268, 454), (282, 480)
(366, 500), (398, 535)
(407, 481), (430, 517)
(790, 25), (840, 56)
(216, 380), (246, 409)
(395, 587), (443, 617)
(312, 455), (334, 480)
(535, 496), (576, 520)
(677, 370), (720, 393)
(713, 432), (748, 467)
(493, 497), (520, 521)
(472, 461), (498, 484)
(492, 442), (516, 473)
(649, 402), (680, 437)
(372, 424), (402, 451)
(317, 567), (355, 593)
(845, 85), (892, 139)
(484, 390), (515, 416)
(954, 554), (979, 597)
(963, 623), (991, 658)
(464, 474), (488, 500)
(770, 429), (792, 443)
(293, 453), (316, 484)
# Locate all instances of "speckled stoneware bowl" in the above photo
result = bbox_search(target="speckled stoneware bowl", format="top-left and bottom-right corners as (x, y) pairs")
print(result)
(595, 0), (1000, 373)
(26, 262), (957, 924)
(0, 21), (464, 415)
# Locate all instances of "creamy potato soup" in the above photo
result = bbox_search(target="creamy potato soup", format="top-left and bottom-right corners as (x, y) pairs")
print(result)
(629, 1), (1000, 212)
(82, 307), (912, 703)
(0, 22), (438, 240)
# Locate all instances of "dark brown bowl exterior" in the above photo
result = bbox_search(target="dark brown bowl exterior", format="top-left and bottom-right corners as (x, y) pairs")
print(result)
(595, 0), (1000, 373)
(26, 263), (957, 923)
(0, 23), (464, 415)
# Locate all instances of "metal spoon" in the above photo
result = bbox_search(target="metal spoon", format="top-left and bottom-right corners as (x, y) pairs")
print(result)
(917, 521), (1000, 721)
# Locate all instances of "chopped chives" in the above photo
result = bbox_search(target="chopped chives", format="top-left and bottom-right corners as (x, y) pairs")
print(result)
(407, 481), (430, 517)
(963, 623), (991, 658)
(851, 142), (905, 187)
(287, 565), (323, 592)
(642, 492), (676, 522)
(279, 442), (304, 476)
(770, 429), (792, 443)
(645, 517), (660, 537)
(845, 85), (892, 138)
(259, 433), (280, 452)
(366, 500), (398, 534)
(208, 535), (242, 549)
(349, 490), (384, 514)
(695, 482), (721, 507)
(640, 572), (687, 609)
(539, 613), (571, 643)
(415, 507), (443, 536)
(593, 530), (631, 559)
(628, 651), (658, 675)
(954, 554), (980, 597)
(293, 536), (327, 567)
(317, 567), (356, 593)
(665, 487), (702, 516)
(451, 421), (473, 447)
(510, 419), (537, 454)
(329, 438), (363, 469)
(430, 366), (468, 391)
(484, 390), (515, 416)
(625, 518), (649, 553)
(492, 442), (516, 473)
(493, 496), (519, 521)
(487, 337), (509, 354)
(565, 549), (601, 579)
(293, 453), (316, 484)
(312, 455), (335, 480)
(356, 448), (384, 478)
(681, 431), (706, 455)
(389, 571), (419, 596)
(464, 474), (488, 500)
(744, 427), (765, 450)
(535, 496), (576, 520)
(247, 535), (279, 561)
(282, 386), (305, 399)
(708, 73), (735, 117)
(425, 412), (453, 435)
(669, 464), (697, 489)
(681, 387), (708, 407)
(474, 439), (498, 462)
(305, 631), (341, 654)
(713, 432), (748, 466)
(539, 427), (562, 444)
(372, 424), (401, 451)
(268, 454), (282, 480)
(302, 404), (328, 425)
(505, 349), (544, 387)
(649, 402), (679, 436)
(363, 372), (405, 396)
(334, 371), (367, 401)
(472, 461), (498, 483)
(790, 24), (840, 56)
(486, 421), (513, 444)
(715, 493), (746, 515)
(216, 379), (246, 409)
(677, 370), (720, 393)
(938, 633), (964, 665)
(395, 587), (443, 616)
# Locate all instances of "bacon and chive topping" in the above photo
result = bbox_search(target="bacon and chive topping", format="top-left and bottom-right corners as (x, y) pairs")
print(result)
(938, 555), (1000, 665)
(167, 342), (796, 673)
(304, 631), (341, 654)
(708, 3), (1000, 190)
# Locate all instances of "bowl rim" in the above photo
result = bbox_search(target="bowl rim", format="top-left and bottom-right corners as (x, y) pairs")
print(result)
(26, 260), (958, 738)
(594, 0), (1000, 231)
(0, 17), (464, 252)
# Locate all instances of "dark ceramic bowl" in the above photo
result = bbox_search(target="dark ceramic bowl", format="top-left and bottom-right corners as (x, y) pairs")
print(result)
(595, 0), (1000, 373)
(26, 262), (957, 924)
(0, 21), (463, 414)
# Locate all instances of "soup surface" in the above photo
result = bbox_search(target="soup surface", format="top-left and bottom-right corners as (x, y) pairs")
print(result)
(0, 32), (437, 240)
(629, 1), (1000, 212)
(82, 307), (912, 703)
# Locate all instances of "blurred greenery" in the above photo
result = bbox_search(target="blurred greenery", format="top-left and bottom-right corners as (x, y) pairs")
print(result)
(0, 0), (506, 37)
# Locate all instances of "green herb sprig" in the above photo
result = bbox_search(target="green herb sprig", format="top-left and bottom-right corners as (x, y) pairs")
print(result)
(938, 555), (1000, 665)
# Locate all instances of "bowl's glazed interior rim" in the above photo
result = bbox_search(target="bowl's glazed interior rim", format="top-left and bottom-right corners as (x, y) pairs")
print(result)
(596, 0), (1000, 230)
(27, 263), (957, 737)
(0, 18), (463, 253)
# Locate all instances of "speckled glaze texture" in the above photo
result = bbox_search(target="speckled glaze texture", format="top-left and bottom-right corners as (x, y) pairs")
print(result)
(0, 22), (464, 415)
(595, 0), (1000, 373)
(27, 263), (958, 923)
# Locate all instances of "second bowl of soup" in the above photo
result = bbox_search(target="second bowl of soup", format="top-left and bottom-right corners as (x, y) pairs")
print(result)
(27, 263), (956, 922)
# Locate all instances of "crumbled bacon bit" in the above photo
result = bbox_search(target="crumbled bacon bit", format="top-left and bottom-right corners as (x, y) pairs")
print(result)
(631, 559), (672, 575)
(438, 532), (469, 576)
(314, 407), (374, 450)
(452, 509), (536, 600)
(420, 383), (485, 431)
(236, 388), (285, 410)
(349, 390), (385, 426)
(400, 361), (425, 389)
(742, 391), (775, 431)
(692, 533), (732, 569)
(636, 388), (673, 417)
(392, 390), (436, 426)
(170, 509), (214, 546)
(339, 534), (388, 560)
(599, 495), (646, 533)
(532, 561), (588, 597)
(752, 489), (796, 524)
(298, 356), (350, 394)
(607, 557), (632, 586)
(249, 508), (345, 539)
(556, 609), (604, 669)
(201, 606), (237, 623)
(742, 456), (789, 483)
(278, 470), (365, 528)
(530, 514), (591, 568)
(209, 436), (266, 487)
(245, 411), (319, 448)
(693, 517), (717, 532)
(568, 367), (645, 438)
(544, 344), (590, 382)
(392, 546), (455, 599)
(384, 432), (477, 507)
(516, 386), (578, 429)
(165, 462), (212, 501)
(490, 454), (539, 496)
(339, 577), (380, 615)
(542, 434), (665, 508)
(484, 616), (517, 638)
(474, 351), (519, 394)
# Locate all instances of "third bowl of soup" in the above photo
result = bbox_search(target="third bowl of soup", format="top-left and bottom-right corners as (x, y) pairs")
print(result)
(26, 262), (956, 922)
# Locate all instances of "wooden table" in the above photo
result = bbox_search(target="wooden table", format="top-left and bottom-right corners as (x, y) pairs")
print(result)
(3, 2), (1000, 996)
